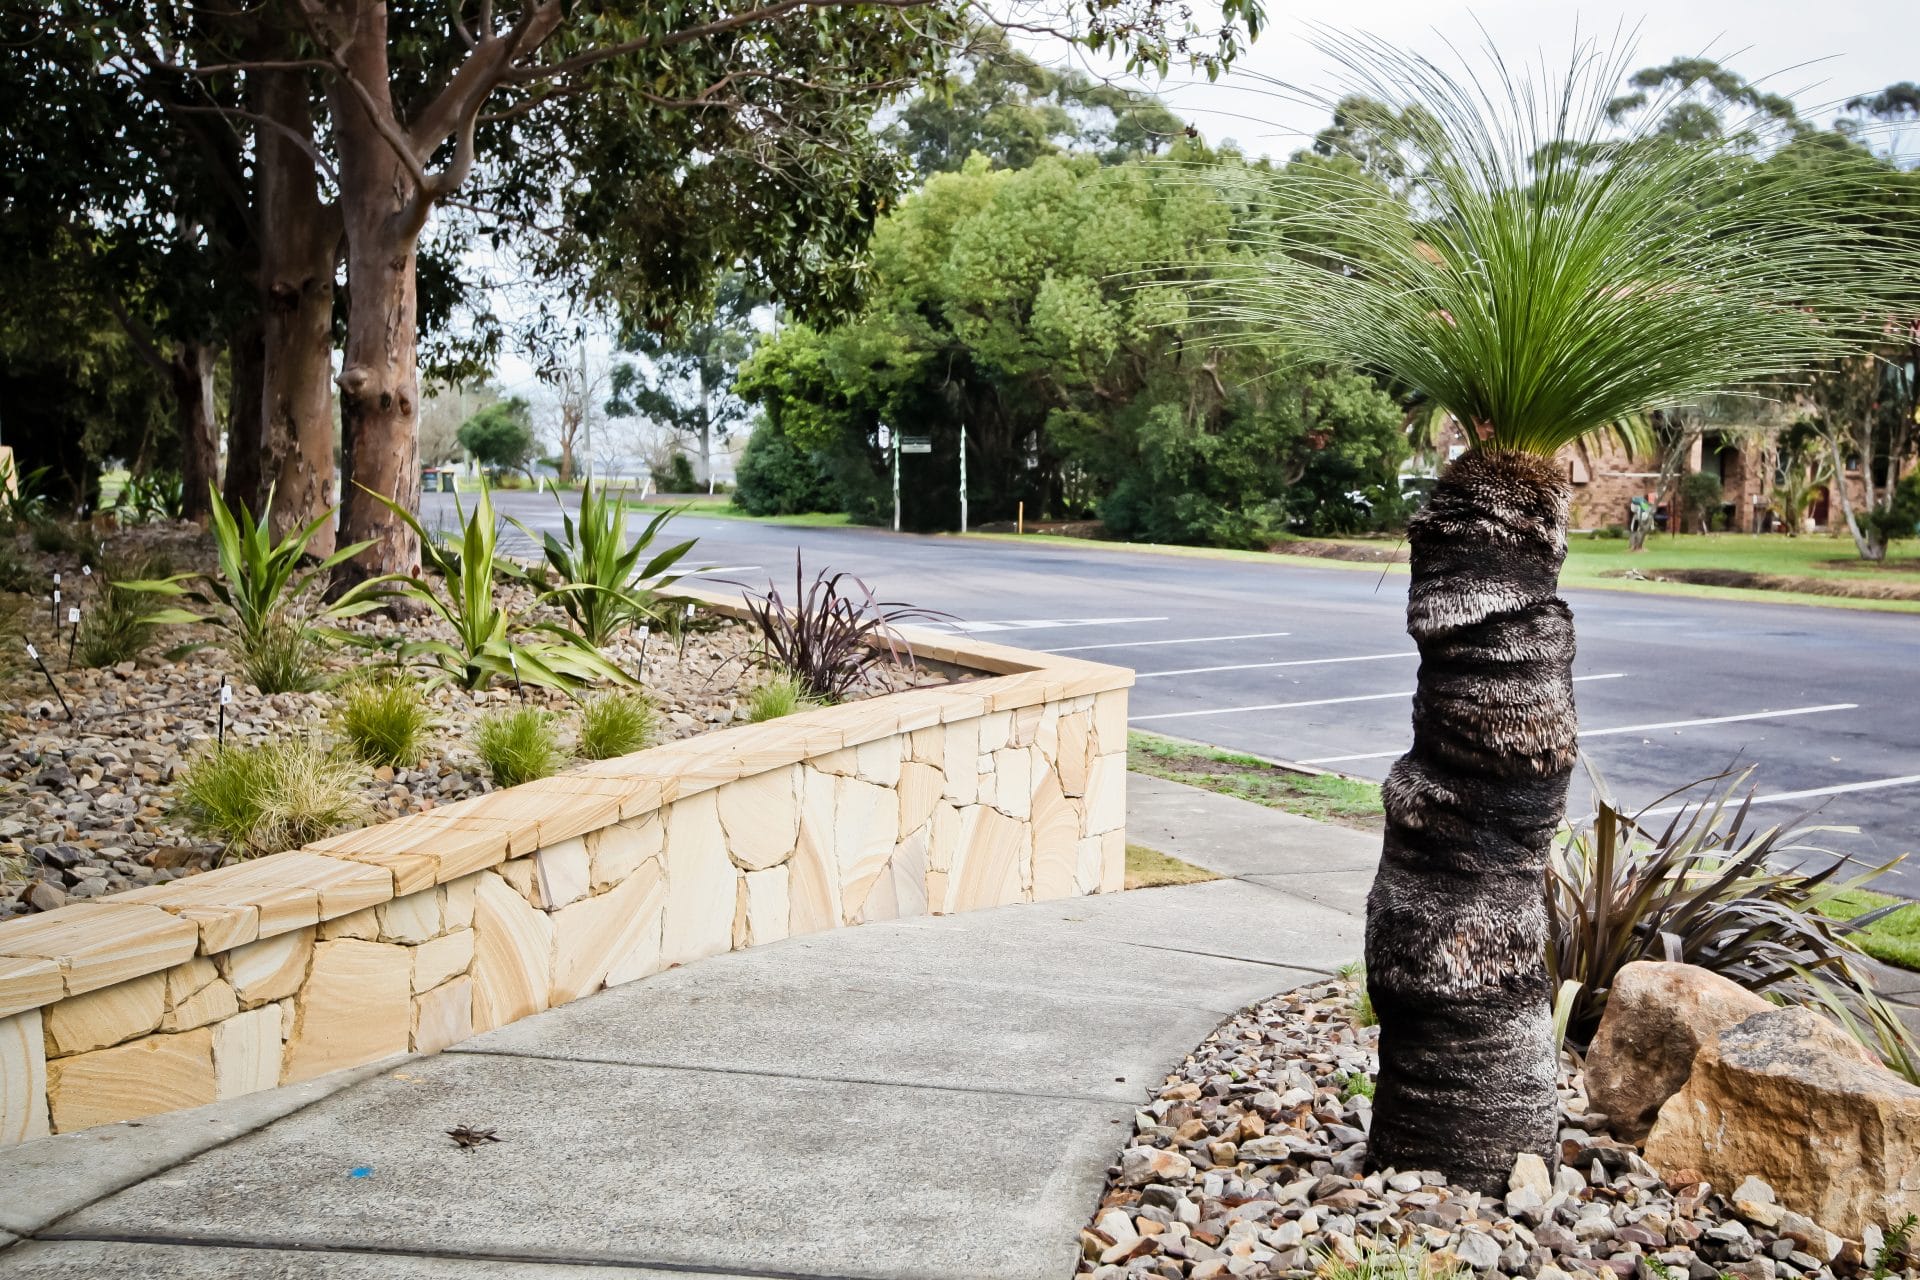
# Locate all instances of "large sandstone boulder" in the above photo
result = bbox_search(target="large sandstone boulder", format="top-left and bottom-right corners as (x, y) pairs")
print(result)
(1585, 961), (1771, 1141)
(1646, 1005), (1920, 1240)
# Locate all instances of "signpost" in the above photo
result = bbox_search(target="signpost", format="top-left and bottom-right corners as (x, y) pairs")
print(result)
(959, 427), (969, 534)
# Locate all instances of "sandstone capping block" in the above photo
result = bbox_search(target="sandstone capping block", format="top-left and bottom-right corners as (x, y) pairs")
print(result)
(0, 580), (1131, 1143)
(1647, 1005), (1920, 1239)
(1585, 960), (1772, 1142)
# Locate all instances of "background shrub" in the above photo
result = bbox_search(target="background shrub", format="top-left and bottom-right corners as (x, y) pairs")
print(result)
(336, 679), (432, 768)
(733, 420), (838, 516)
(474, 707), (568, 787)
(576, 692), (655, 760)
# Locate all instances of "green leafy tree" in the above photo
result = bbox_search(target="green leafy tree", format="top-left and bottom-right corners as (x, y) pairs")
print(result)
(605, 276), (761, 493)
(1178, 34), (1913, 1192)
(458, 398), (537, 477)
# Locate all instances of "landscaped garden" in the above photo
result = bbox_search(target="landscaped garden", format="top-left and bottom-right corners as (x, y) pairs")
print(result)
(0, 483), (946, 920)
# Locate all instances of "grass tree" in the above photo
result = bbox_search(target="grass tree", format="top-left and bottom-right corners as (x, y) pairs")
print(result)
(1188, 37), (1914, 1191)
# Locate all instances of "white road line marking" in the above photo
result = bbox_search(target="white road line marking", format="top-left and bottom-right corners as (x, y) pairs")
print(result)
(1298, 702), (1862, 766)
(1136, 652), (1416, 680)
(687, 565), (763, 575)
(1040, 631), (1292, 654)
(1638, 772), (1920, 817)
(943, 616), (1167, 634)
(1129, 673), (1626, 722)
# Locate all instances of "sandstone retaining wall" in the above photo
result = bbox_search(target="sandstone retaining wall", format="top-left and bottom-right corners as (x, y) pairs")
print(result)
(0, 605), (1131, 1144)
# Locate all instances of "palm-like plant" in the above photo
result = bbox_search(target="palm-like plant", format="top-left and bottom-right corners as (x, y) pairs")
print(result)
(1184, 36), (1914, 1191)
(510, 483), (695, 646)
(369, 484), (634, 693)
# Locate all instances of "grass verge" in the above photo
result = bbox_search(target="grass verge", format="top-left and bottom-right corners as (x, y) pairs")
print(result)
(1821, 889), (1920, 972)
(630, 497), (854, 527)
(1128, 730), (1385, 830)
(1124, 843), (1220, 890)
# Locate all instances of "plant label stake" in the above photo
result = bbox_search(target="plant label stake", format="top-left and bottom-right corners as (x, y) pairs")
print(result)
(65, 605), (80, 667)
(636, 623), (650, 678)
(508, 650), (524, 699)
(50, 587), (59, 628)
(25, 642), (71, 720)
(218, 677), (231, 746)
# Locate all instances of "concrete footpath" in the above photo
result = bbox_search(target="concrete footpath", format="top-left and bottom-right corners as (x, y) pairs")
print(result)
(0, 778), (1374, 1279)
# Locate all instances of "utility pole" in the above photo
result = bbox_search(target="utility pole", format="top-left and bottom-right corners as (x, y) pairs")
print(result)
(959, 427), (969, 534)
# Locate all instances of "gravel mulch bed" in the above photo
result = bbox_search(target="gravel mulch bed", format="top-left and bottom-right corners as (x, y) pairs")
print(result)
(1, 522), (944, 919)
(1078, 976), (1882, 1280)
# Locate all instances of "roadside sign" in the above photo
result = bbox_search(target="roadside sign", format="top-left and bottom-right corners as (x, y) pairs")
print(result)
(901, 436), (933, 454)
(877, 424), (892, 449)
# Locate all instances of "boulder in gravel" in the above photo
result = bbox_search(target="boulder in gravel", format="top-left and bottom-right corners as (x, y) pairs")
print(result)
(1585, 961), (1771, 1141)
(1646, 1005), (1920, 1239)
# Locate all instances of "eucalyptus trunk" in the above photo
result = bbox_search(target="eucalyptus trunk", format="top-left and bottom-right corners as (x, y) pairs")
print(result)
(222, 319), (265, 515)
(169, 341), (220, 524)
(255, 64), (342, 553)
(326, 1), (421, 587)
(1364, 448), (1572, 1193)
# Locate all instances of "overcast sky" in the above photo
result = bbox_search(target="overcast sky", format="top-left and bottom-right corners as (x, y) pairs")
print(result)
(1087, 0), (1919, 160)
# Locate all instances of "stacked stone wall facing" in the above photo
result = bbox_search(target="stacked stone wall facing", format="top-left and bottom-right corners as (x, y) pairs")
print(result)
(1, 623), (1129, 1144)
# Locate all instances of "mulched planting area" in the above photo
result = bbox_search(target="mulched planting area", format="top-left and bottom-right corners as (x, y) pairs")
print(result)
(1078, 976), (1879, 1280)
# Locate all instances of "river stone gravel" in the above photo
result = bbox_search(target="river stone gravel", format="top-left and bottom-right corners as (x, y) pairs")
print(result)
(1077, 977), (1909, 1280)
(1, 522), (944, 918)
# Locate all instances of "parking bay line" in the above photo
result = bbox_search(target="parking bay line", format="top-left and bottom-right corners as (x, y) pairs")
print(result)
(1129, 673), (1626, 723)
(1637, 771), (1920, 817)
(1298, 702), (1862, 766)
(1040, 631), (1292, 654)
(1136, 651), (1416, 680)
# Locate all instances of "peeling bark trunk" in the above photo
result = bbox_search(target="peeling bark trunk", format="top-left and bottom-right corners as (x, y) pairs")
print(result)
(222, 319), (265, 515)
(255, 65), (341, 551)
(326, 3), (420, 586)
(170, 342), (220, 523)
(1364, 448), (1569, 1194)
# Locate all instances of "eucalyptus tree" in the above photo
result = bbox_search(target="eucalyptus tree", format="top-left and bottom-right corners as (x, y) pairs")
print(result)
(1185, 37), (1913, 1190)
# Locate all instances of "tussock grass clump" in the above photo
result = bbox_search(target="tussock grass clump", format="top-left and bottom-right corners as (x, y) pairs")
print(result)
(474, 707), (568, 788)
(74, 551), (174, 669)
(746, 673), (819, 723)
(336, 678), (432, 768)
(575, 692), (655, 761)
(238, 614), (326, 694)
(175, 738), (367, 862)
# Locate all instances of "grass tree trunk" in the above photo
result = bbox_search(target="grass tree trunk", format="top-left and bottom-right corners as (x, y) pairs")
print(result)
(326, 3), (421, 588)
(256, 65), (341, 553)
(1365, 448), (1572, 1193)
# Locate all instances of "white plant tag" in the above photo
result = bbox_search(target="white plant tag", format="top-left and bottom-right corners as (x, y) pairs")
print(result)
(219, 684), (233, 705)
(67, 607), (80, 625)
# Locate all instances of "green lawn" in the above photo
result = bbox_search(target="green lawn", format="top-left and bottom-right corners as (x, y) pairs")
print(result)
(1821, 889), (1920, 972)
(1124, 843), (1220, 890)
(1128, 730), (1385, 830)
(631, 497), (854, 527)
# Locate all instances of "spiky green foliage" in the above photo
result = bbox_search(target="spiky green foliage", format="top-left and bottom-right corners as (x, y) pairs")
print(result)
(175, 738), (367, 864)
(335, 679), (433, 769)
(575, 692), (656, 761)
(1182, 35), (1916, 455)
(512, 483), (695, 646)
(126, 484), (386, 691)
(368, 485), (635, 693)
(73, 551), (172, 668)
(1548, 765), (1920, 1082)
(473, 707), (569, 788)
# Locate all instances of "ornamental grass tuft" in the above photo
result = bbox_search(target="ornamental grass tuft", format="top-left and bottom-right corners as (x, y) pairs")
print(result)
(336, 678), (433, 768)
(474, 707), (569, 788)
(175, 737), (367, 864)
(575, 691), (655, 761)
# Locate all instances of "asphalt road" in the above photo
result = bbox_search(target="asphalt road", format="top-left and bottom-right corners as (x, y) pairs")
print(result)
(429, 491), (1920, 897)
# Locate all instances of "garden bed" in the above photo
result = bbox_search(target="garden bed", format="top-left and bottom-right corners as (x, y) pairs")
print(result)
(0, 522), (938, 920)
(1078, 976), (1891, 1280)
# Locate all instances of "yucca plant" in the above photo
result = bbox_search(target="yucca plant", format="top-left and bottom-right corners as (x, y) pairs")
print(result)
(511, 482), (696, 646)
(366, 485), (634, 693)
(126, 484), (385, 691)
(116, 470), (186, 524)
(1548, 765), (1917, 1082)
(743, 552), (945, 702)
(1181, 35), (1915, 1191)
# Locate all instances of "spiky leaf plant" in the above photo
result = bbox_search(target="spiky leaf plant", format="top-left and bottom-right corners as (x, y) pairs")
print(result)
(1178, 33), (1915, 1191)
